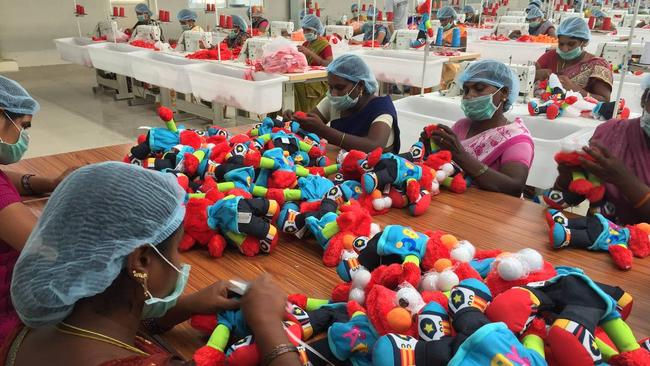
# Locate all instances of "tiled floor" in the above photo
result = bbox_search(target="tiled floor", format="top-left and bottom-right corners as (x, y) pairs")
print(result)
(7, 64), (225, 158)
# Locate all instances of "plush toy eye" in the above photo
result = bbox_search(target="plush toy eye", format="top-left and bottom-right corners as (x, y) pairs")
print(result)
(217, 130), (228, 136)
(411, 147), (422, 159)
(361, 161), (371, 171)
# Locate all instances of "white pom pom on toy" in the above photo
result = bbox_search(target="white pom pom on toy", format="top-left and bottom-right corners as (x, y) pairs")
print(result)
(370, 223), (381, 237)
(352, 268), (372, 288)
(441, 163), (455, 176)
(420, 271), (439, 291)
(518, 248), (543, 272)
(349, 288), (365, 304)
(451, 241), (475, 263)
(373, 197), (393, 211)
(497, 255), (527, 281)
(430, 180), (440, 195)
(437, 270), (459, 292)
(436, 170), (448, 182)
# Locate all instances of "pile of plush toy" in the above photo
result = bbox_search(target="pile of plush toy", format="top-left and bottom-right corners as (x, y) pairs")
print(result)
(123, 107), (468, 259)
(189, 228), (650, 366)
(529, 74), (630, 121)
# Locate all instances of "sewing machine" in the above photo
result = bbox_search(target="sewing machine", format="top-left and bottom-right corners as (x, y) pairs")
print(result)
(443, 61), (537, 99)
(391, 29), (421, 50)
(181, 31), (214, 52)
(325, 25), (354, 40)
(495, 22), (528, 36)
(610, 9), (628, 26)
(131, 25), (162, 42)
(498, 15), (526, 23)
(97, 21), (118, 38)
(596, 41), (645, 64)
(622, 14), (650, 27)
(239, 36), (275, 61)
(507, 10), (526, 16)
(270, 21), (295, 37)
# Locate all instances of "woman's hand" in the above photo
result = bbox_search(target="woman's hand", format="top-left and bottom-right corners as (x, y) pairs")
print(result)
(297, 45), (315, 58)
(241, 274), (287, 329)
(293, 112), (324, 133)
(182, 280), (240, 314)
(535, 68), (552, 81)
(580, 143), (630, 184)
(558, 75), (580, 92)
(428, 125), (467, 160)
(282, 110), (295, 122)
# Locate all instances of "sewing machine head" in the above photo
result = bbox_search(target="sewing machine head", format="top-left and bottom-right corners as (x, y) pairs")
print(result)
(495, 22), (528, 36)
(182, 31), (214, 52)
(239, 37), (275, 61)
(325, 25), (354, 40)
(498, 15), (526, 24)
(270, 21), (295, 37)
(133, 25), (162, 42)
(597, 41), (645, 64)
(97, 20), (119, 37)
(392, 29), (422, 50)
(507, 10), (526, 16)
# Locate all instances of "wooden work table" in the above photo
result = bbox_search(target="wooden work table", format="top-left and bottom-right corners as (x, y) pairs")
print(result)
(9, 141), (650, 361)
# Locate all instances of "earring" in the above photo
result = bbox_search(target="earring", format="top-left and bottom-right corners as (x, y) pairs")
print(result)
(133, 271), (153, 299)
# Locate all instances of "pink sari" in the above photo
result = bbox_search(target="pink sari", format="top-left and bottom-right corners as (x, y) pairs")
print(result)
(591, 118), (650, 225)
(452, 117), (534, 170)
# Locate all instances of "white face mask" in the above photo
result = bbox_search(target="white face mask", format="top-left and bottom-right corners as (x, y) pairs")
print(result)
(641, 110), (650, 138)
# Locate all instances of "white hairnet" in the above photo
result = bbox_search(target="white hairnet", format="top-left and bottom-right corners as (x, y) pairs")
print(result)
(327, 54), (378, 94)
(0, 76), (40, 115)
(135, 3), (152, 15)
(301, 14), (324, 35)
(642, 74), (650, 90)
(557, 17), (591, 41)
(459, 59), (520, 111)
(11, 162), (186, 327)
(463, 5), (475, 14)
(177, 9), (198, 21)
(526, 7), (544, 19)
(437, 6), (457, 20)
(232, 15), (248, 31)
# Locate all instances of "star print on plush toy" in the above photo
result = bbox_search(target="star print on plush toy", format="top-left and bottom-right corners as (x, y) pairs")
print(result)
(421, 320), (435, 336)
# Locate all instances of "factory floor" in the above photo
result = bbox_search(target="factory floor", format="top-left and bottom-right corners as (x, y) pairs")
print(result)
(8, 64), (233, 159)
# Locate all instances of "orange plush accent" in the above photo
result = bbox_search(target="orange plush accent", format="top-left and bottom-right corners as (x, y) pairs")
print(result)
(288, 293), (308, 309)
(158, 106), (174, 122)
(180, 130), (202, 150)
(422, 231), (452, 271)
(366, 148), (383, 167)
(190, 314), (218, 334)
(193, 345), (226, 366)
(440, 234), (458, 249)
(387, 307), (412, 333)
(628, 224), (650, 258)
(486, 261), (557, 296)
(434, 258), (453, 272)
(608, 244), (633, 270)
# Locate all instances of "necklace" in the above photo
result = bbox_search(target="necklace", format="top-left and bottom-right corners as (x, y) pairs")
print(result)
(56, 322), (149, 357)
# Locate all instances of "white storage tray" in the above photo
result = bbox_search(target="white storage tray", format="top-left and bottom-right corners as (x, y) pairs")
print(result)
(351, 49), (448, 88)
(130, 52), (202, 93)
(87, 43), (146, 77)
(187, 62), (288, 114)
(54, 37), (97, 67)
(467, 40), (551, 64)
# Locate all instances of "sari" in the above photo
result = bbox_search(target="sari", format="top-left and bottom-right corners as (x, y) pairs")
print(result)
(536, 50), (613, 91)
(0, 171), (21, 345)
(528, 20), (554, 36)
(294, 37), (332, 113)
(0, 325), (181, 366)
(590, 118), (650, 225)
(452, 117), (534, 171)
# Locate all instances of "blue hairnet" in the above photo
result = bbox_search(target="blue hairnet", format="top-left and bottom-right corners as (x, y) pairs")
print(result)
(232, 14), (248, 31)
(11, 162), (186, 327)
(526, 7), (544, 19)
(592, 9), (606, 17)
(135, 3), (152, 15)
(557, 17), (591, 41)
(0, 76), (40, 115)
(529, 0), (542, 7)
(327, 54), (378, 94)
(301, 14), (324, 35)
(437, 6), (457, 20)
(177, 9), (198, 21)
(642, 74), (650, 90)
(525, 4), (539, 12)
(459, 60), (520, 111)
(463, 5), (475, 14)
(351, 3), (359, 12)
(367, 6), (378, 18)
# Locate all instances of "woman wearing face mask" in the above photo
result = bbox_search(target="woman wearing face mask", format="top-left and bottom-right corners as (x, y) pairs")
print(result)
(130, 3), (165, 41)
(437, 6), (467, 48)
(349, 7), (391, 46)
(427, 60), (534, 197)
(546, 76), (650, 225)
(0, 163), (302, 366)
(294, 15), (333, 113)
(463, 5), (479, 25)
(0, 77), (76, 342)
(285, 54), (400, 153)
(510, 7), (555, 38)
(249, 6), (269, 35)
(225, 15), (251, 49)
(176, 9), (205, 52)
(535, 17), (613, 102)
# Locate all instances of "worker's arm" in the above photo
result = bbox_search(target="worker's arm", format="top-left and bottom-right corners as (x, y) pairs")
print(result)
(534, 61), (553, 81)
(376, 30), (387, 44)
(4, 170), (57, 195)
(0, 203), (37, 251)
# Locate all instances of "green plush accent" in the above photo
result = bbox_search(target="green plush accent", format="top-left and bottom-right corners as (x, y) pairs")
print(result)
(321, 221), (340, 240)
(324, 164), (339, 175)
(166, 120), (177, 133)
(259, 157), (276, 169)
(601, 317), (640, 352)
(217, 182), (235, 192)
(252, 185), (268, 197)
(249, 128), (260, 137)
(295, 165), (310, 177)
(258, 134), (271, 143)
(522, 334), (545, 358)
(306, 298), (330, 311)
(188, 193), (206, 199)
(207, 324), (230, 351)
(572, 170), (586, 181)
(299, 140), (312, 152)
(225, 231), (245, 245)
(193, 149), (206, 161)
(285, 189), (303, 201)
(595, 337), (619, 361)
(403, 254), (420, 266)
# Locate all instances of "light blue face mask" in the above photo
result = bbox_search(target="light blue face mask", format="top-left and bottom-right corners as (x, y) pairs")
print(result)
(461, 87), (503, 121)
(443, 21), (453, 31)
(137, 15), (147, 22)
(327, 82), (361, 111)
(641, 110), (650, 138)
(304, 32), (318, 42)
(228, 30), (238, 39)
(141, 244), (191, 319)
(181, 24), (192, 31)
(557, 45), (583, 60)
(0, 112), (29, 165)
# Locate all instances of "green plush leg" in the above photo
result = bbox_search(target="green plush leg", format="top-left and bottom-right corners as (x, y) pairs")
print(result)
(259, 157), (277, 170)
(188, 193), (206, 199)
(225, 231), (245, 246)
(323, 164), (340, 175)
(442, 176), (453, 188)
(522, 334), (545, 359)
(295, 165), (310, 177)
(299, 140), (312, 152)
(251, 185), (268, 197)
(284, 189), (302, 201)
(217, 182), (236, 192)
(258, 134), (271, 143)
(306, 298), (331, 311)
(429, 139), (439, 154)
(166, 120), (178, 133)
(207, 323), (230, 351)
(249, 128), (260, 137)
(595, 337), (619, 361)
(601, 317), (641, 353)
(321, 221), (340, 241)
(587, 173), (601, 186)
(572, 170), (587, 182)
(193, 149), (206, 161)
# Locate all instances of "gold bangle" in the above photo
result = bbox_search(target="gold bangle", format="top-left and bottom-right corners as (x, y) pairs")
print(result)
(339, 133), (346, 147)
(634, 191), (650, 209)
(472, 164), (489, 178)
(262, 343), (299, 366)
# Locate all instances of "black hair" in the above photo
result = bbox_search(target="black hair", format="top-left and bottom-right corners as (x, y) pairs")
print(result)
(3, 111), (25, 121)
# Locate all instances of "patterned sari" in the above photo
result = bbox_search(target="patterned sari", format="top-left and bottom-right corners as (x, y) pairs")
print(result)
(536, 50), (613, 91)
(294, 37), (331, 112)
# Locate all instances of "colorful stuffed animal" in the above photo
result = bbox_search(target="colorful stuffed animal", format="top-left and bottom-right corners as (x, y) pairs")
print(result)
(411, 0), (434, 48)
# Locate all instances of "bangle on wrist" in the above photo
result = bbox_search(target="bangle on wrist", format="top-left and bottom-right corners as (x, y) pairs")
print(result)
(262, 343), (299, 366)
(471, 164), (489, 179)
(21, 174), (36, 195)
(634, 191), (650, 209)
(339, 133), (346, 147)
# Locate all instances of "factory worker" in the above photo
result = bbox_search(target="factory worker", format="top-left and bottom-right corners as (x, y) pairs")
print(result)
(225, 15), (251, 49)
(510, 6), (556, 38)
(349, 7), (391, 46)
(427, 60), (533, 197)
(463, 5), (480, 24)
(130, 3), (164, 41)
(285, 54), (401, 153)
(176, 9), (204, 51)
(590, 9), (616, 31)
(0, 76), (76, 342)
(535, 17), (612, 101)
(249, 6), (269, 34)
(437, 6), (467, 47)
(2, 162), (301, 366)
(548, 75), (650, 225)
(295, 15), (333, 113)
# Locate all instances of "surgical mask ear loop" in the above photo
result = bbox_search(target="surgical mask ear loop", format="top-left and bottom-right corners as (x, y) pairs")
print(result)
(147, 243), (187, 278)
(1, 111), (21, 143)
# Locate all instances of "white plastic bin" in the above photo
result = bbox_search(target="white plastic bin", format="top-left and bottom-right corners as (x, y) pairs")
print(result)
(87, 43), (146, 77)
(54, 37), (97, 67)
(187, 63), (288, 114)
(613, 75), (644, 115)
(130, 52), (202, 93)
(466, 27), (495, 41)
(351, 49), (448, 88)
(467, 40), (551, 64)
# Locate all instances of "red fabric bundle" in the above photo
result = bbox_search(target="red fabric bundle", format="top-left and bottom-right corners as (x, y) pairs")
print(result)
(130, 40), (158, 50)
(185, 44), (233, 60)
